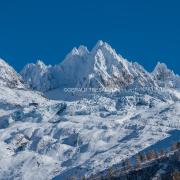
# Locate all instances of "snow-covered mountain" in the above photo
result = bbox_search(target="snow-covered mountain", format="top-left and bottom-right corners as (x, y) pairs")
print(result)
(0, 41), (180, 180)
(21, 60), (58, 92)
(0, 59), (24, 88)
(152, 62), (180, 89)
(21, 41), (160, 92)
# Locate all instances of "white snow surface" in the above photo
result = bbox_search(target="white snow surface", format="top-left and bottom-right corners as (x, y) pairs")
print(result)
(0, 41), (180, 179)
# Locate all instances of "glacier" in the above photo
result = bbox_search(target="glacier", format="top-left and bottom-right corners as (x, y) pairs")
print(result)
(0, 41), (179, 180)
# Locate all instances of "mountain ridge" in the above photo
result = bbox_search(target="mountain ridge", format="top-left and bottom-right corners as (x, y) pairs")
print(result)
(0, 58), (24, 88)
(18, 41), (180, 92)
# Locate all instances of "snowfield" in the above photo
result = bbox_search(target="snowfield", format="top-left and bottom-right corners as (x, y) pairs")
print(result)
(0, 41), (180, 179)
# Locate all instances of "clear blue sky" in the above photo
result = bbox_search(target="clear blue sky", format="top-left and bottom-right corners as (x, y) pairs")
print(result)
(0, 0), (179, 73)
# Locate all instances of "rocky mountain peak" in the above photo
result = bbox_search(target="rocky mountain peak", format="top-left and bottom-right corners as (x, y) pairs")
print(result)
(18, 42), (180, 92)
(0, 58), (24, 88)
